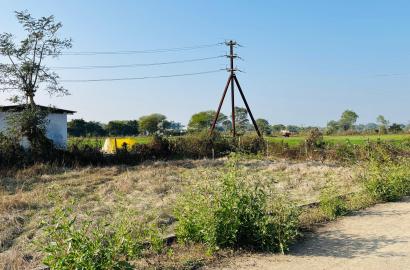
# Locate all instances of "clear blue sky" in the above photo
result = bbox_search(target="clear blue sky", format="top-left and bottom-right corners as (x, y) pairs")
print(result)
(1, 0), (410, 126)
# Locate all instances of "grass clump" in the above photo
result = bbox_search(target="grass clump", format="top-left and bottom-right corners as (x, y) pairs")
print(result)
(319, 185), (348, 220)
(363, 158), (410, 202)
(346, 191), (376, 211)
(174, 156), (299, 254)
(41, 207), (163, 270)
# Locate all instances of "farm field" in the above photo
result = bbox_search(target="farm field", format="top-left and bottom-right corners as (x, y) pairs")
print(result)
(0, 157), (359, 269)
(266, 134), (410, 147)
(68, 136), (152, 149)
(68, 134), (410, 149)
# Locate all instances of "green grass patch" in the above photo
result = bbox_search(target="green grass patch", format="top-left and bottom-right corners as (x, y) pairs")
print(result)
(266, 134), (410, 147)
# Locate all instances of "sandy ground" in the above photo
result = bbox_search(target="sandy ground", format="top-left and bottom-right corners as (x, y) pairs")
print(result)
(210, 197), (410, 270)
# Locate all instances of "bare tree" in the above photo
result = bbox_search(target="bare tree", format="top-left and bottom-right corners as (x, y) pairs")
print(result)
(0, 10), (72, 106)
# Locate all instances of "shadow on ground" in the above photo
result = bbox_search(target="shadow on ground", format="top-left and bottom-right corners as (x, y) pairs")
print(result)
(291, 230), (407, 258)
(290, 198), (410, 259)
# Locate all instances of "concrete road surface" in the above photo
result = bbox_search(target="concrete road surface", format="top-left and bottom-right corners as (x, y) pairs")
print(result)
(208, 197), (410, 270)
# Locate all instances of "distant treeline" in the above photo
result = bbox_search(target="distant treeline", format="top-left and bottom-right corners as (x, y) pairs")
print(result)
(68, 108), (409, 137)
(68, 113), (184, 137)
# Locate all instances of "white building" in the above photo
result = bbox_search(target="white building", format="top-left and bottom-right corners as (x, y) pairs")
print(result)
(0, 105), (75, 149)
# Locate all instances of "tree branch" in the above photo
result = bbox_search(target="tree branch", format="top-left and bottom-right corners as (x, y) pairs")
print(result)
(7, 54), (27, 86)
(33, 32), (54, 87)
(29, 35), (39, 85)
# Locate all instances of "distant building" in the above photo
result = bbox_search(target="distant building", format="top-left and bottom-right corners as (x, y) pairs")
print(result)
(0, 105), (75, 149)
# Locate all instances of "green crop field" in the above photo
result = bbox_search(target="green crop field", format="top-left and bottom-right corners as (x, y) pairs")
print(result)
(265, 134), (410, 147)
(68, 134), (410, 149)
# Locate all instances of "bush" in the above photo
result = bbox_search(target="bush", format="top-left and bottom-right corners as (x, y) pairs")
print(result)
(363, 158), (410, 202)
(267, 196), (301, 253)
(42, 207), (163, 269)
(170, 131), (232, 159)
(332, 142), (358, 164)
(236, 134), (266, 154)
(305, 128), (325, 150)
(174, 157), (299, 253)
(319, 186), (348, 220)
(130, 134), (171, 161)
(0, 133), (26, 167)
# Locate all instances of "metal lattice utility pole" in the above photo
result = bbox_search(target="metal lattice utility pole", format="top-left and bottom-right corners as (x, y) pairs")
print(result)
(210, 40), (261, 137)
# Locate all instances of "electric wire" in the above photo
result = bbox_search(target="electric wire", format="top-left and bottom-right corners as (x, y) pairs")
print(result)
(60, 69), (224, 83)
(54, 42), (224, 56)
(51, 56), (224, 70)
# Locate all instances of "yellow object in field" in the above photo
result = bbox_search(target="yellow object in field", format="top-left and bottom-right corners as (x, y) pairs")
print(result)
(102, 137), (140, 153)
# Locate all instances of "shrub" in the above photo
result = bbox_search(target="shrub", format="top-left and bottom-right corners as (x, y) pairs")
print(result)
(319, 185), (348, 220)
(236, 134), (266, 154)
(42, 207), (163, 269)
(267, 196), (300, 254)
(171, 131), (232, 159)
(366, 141), (401, 163)
(363, 158), (410, 202)
(174, 157), (299, 253)
(305, 128), (325, 150)
(0, 133), (26, 167)
(5, 106), (51, 151)
(332, 142), (358, 164)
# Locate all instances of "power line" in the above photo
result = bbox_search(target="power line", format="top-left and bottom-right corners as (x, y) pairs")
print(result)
(54, 42), (224, 56)
(60, 69), (224, 83)
(51, 56), (224, 70)
(375, 73), (409, 77)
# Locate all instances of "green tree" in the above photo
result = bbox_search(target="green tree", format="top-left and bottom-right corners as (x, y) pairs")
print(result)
(339, 110), (358, 131)
(168, 121), (184, 134)
(0, 11), (71, 148)
(286, 125), (301, 133)
(187, 110), (228, 132)
(158, 120), (184, 135)
(389, 123), (404, 134)
(68, 119), (106, 137)
(376, 115), (389, 134)
(139, 114), (166, 134)
(106, 120), (139, 136)
(0, 10), (72, 105)
(365, 123), (378, 132)
(221, 118), (233, 132)
(256, 118), (271, 135)
(232, 107), (249, 134)
(271, 124), (286, 134)
(326, 120), (339, 135)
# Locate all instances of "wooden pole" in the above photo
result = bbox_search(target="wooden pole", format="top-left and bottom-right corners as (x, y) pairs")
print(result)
(210, 75), (232, 135)
(233, 75), (262, 137)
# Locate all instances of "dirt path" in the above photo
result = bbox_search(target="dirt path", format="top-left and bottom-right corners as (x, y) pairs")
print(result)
(209, 197), (410, 270)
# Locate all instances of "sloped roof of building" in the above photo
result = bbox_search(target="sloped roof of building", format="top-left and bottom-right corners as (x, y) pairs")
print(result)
(0, 104), (75, 114)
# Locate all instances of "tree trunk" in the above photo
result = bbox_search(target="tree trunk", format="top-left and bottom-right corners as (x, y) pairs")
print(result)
(28, 91), (36, 107)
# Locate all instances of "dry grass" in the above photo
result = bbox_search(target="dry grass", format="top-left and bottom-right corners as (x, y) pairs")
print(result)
(0, 157), (360, 269)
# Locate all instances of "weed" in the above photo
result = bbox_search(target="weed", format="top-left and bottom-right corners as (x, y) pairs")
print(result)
(346, 191), (376, 211)
(363, 158), (410, 202)
(41, 206), (163, 269)
(319, 185), (348, 220)
(174, 157), (299, 254)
